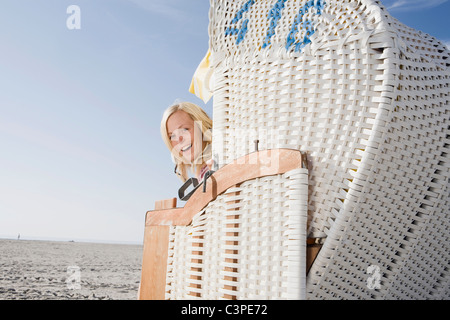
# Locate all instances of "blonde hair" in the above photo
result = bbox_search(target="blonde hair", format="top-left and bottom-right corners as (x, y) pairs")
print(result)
(161, 101), (212, 182)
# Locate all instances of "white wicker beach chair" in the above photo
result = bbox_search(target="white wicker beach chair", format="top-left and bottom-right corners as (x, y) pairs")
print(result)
(140, 0), (449, 300)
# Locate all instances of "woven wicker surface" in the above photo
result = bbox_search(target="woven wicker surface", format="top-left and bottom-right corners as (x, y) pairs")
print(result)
(207, 0), (449, 299)
(165, 169), (308, 299)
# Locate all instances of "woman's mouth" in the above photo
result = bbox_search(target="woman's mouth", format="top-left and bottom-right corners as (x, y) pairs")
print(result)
(181, 144), (192, 153)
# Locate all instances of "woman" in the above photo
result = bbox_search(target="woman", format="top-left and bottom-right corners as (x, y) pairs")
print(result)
(161, 101), (213, 182)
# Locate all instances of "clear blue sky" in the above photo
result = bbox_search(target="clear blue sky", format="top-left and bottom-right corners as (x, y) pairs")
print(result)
(0, 0), (448, 244)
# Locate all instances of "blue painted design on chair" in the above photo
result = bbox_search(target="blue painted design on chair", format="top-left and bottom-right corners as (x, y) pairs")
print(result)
(225, 0), (255, 45)
(262, 0), (288, 49)
(286, 0), (326, 52)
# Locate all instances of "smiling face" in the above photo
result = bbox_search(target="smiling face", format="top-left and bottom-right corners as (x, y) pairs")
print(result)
(167, 110), (200, 163)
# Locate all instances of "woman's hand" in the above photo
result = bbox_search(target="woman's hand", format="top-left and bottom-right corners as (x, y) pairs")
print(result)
(205, 159), (215, 171)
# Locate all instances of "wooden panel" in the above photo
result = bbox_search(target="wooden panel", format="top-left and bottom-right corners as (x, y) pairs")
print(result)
(145, 208), (184, 226)
(139, 225), (170, 299)
(139, 198), (176, 300)
(154, 198), (177, 211)
(306, 244), (322, 274)
(146, 149), (303, 226)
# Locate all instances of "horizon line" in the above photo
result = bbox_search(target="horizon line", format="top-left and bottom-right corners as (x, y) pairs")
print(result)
(0, 235), (142, 246)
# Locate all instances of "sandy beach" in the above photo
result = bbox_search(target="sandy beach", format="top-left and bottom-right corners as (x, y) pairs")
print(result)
(0, 239), (143, 300)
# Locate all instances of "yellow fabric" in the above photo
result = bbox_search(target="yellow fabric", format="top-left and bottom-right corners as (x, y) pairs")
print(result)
(189, 50), (213, 103)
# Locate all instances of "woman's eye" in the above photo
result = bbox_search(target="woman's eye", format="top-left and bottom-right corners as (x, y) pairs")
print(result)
(170, 128), (190, 141)
(178, 128), (189, 136)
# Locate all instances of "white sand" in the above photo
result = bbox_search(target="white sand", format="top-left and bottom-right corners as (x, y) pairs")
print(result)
(0, 239), (143, 300)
